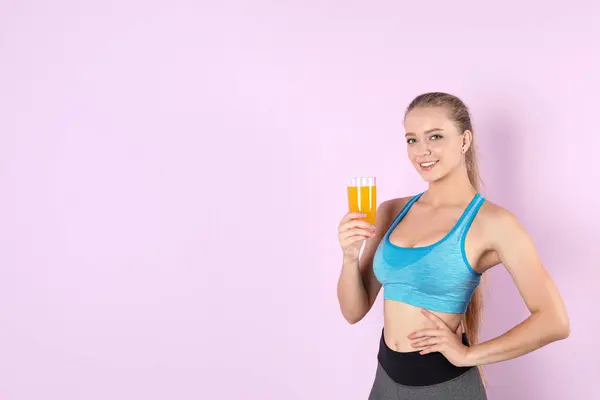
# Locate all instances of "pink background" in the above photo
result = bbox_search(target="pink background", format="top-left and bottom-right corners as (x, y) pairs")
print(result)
(1, 1), (597, 399)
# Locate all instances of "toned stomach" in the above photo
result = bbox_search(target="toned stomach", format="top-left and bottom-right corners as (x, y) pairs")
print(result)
(383, 300), (463, 352)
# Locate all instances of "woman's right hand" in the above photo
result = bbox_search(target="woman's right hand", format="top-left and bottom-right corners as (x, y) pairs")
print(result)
(337, 212), (377, 261)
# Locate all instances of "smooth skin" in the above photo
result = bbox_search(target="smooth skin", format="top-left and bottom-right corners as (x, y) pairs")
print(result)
(336, 106), (570, 368)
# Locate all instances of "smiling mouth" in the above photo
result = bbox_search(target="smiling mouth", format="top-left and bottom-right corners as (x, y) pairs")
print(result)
(418, 161), (438, 170)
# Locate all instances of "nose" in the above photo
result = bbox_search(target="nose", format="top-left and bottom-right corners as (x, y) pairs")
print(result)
(415, 140), (431, 157)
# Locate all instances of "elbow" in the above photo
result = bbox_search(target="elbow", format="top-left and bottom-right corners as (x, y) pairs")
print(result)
(550, 311), (571, 341)
(556, 317), (571, 340)
(533, 308), (570, 344)
(337, 296), (369, 325)
(344, 315), (363, 325)
(340, 308), (366, 325)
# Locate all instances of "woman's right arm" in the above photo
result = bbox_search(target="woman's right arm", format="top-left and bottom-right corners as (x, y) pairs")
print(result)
(336, 199), (398, 324)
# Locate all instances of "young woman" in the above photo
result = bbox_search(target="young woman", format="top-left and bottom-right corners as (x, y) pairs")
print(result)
(336, 92), (570, 399)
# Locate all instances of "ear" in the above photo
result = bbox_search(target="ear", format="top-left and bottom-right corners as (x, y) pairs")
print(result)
(461, 130), (473, 153)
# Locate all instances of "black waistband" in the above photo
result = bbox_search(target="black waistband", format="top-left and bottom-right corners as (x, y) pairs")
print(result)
(377, 328), (474, 386)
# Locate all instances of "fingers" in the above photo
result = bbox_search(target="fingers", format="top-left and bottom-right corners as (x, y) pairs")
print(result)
(410, 334), (443, 353)
(411, 337), (440, 349)
(339, 227), (375, 240)
(339, 232), (373, 249)
(420, 309), (450, 330)
(340, 212), (376, 228)
(340, 234), (370, 245)
(339, 219), (376, 235)
(407, 328), (443, 339)
(340, 212), (368, 224)
(418, 345), (441, 355)
(337, 212), (377, 253)
(408, 336), (432, 347)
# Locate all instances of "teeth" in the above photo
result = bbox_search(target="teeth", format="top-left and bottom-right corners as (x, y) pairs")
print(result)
(420, 161), (437, 167)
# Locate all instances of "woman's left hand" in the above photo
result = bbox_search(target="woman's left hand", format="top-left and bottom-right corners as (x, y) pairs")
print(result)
(407, 309), (474, 367)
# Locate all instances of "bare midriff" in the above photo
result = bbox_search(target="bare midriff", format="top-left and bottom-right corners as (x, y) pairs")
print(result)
(383, 299), (463, 352)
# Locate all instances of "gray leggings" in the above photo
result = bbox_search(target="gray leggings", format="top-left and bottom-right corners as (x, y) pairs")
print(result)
(368, 362), (487, 400)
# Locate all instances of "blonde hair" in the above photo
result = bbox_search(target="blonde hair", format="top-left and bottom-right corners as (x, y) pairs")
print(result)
(405, 92), (486, 383)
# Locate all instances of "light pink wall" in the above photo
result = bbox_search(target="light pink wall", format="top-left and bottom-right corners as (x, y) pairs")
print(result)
(1, 1), (597, 399)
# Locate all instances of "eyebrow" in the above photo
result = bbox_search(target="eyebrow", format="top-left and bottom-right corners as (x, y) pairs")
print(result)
(405, 128), (444, 137)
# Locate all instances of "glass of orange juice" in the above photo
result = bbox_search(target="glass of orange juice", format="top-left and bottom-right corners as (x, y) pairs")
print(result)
(347, 176), (377, 225)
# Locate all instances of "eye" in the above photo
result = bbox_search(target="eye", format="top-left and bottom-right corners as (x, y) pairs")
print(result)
(430, 134), (443, 140)
(406, 138), (416, 144)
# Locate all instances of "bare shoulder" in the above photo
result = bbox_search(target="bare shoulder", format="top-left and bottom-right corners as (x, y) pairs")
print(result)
(376, 195), (414, 231)
(378, 195), (412, 214)
(374, 194), (428, 237)
(466, 198), (533, 272)
(478, 199), (521, 231)
(476, 198), (530, 249)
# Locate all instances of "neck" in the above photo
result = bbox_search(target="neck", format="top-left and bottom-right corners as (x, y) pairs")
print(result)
(422, 165), (477, 207)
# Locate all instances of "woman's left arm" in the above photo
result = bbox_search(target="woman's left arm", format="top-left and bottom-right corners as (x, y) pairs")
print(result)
(465, 208), (570, 366)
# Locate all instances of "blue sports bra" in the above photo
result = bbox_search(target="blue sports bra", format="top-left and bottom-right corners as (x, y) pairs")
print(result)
(373, 192), (485, 314)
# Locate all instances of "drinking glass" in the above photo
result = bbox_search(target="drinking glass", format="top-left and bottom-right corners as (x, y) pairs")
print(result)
(347, 176), (377, 225)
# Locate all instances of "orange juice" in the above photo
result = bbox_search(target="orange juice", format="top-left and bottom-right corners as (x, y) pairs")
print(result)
(347, 177), (377, 225)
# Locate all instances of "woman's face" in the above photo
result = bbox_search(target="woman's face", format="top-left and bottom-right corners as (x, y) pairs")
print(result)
(404, 106), (470, 183)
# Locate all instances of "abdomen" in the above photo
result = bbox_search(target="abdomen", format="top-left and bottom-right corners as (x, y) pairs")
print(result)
(382, 300), (463, 352)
